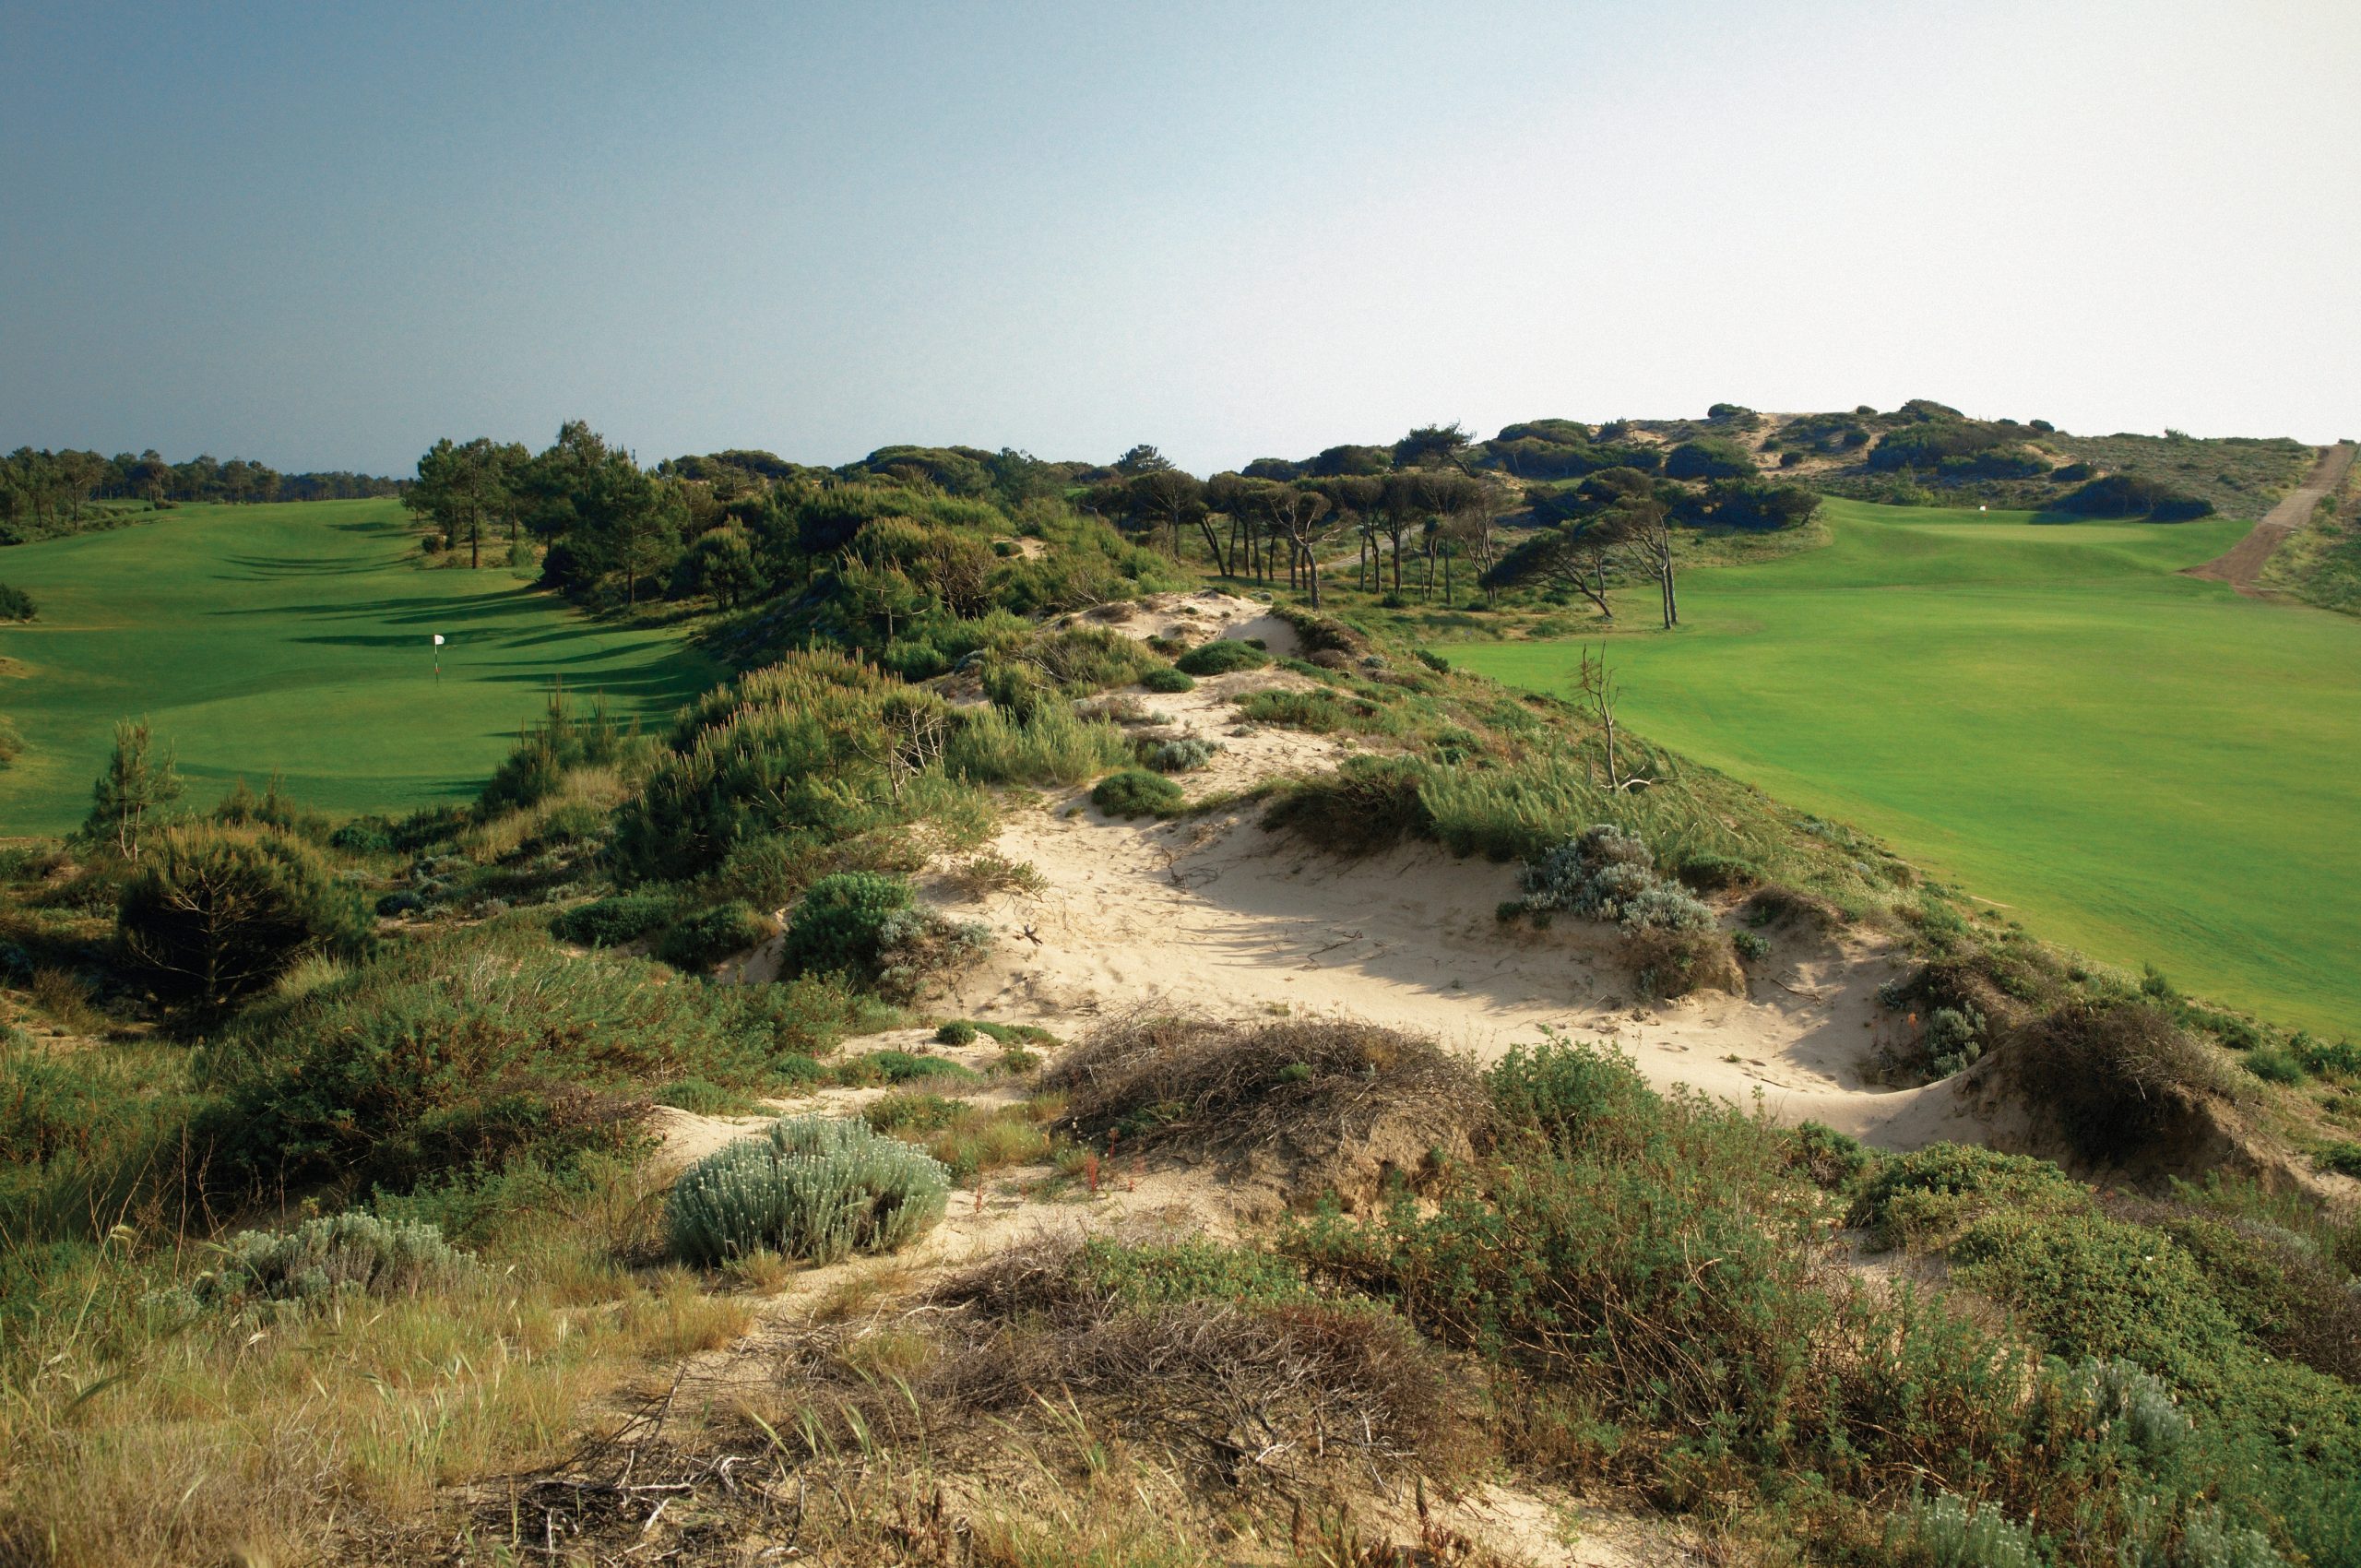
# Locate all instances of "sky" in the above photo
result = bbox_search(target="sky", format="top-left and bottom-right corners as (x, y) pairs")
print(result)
(3, 0), (2355, 477)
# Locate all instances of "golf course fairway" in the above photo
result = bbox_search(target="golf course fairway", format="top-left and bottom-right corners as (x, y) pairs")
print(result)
(1453, 498), (2361, 1039)
(0, 500), (721, 834)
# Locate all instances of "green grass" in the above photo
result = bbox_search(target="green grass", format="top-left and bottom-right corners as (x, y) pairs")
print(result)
(0, 500), (719, 831)
(1453, 498), (2361, 1038)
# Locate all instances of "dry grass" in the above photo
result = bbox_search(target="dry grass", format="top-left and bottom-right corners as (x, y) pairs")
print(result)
(941, 849), (1049, 901)
(28, 967), (103, 1035)
(1041, 1016), (1487, 1159)
(762, 1233), (1474, 1500)
(2007, 999), (2238, 1163)
(0, 1165), (737, 1568)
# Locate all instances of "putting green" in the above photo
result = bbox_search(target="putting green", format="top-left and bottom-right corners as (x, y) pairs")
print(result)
(1453, 499), (2361, 1039)
(0, 500), (721, 834)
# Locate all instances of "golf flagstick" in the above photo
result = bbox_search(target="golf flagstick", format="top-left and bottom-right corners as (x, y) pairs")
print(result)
(433, 632), (444, 683)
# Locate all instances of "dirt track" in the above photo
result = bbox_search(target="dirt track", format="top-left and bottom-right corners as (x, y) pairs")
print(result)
(2186, 441), (2355, 592)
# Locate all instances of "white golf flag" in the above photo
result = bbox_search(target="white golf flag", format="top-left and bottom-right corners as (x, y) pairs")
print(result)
(433, 634), (445, 646)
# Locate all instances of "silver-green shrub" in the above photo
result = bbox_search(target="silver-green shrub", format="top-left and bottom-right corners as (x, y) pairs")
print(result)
(666, 1114), (950, 1265)
(1521, 825), (1713, 931)
(183, 1212), (472, 1313)
(1887, 1491), (2042, 1568)
(2072, 1357), (2189, 1467)
(1147, 738), (1220, 774)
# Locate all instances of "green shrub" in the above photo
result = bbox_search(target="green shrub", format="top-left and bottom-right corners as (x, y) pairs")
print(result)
(860, 1090), (966, 1134)
(199, 922), (883, 1200)
(832, 1050), (981, 1087)
(117, 826), (373, 1010)
(782, 872), (912, 977)
(1732, 928), (1771, 960)
(1853, 1144), (2090, 1249)
(327, 815), (396, 854)
(664, 1115), (949, 1265)
(934, 1019), (979, 1045)
(1139, 665), (1194, 694)
(552, 893), (676, 947)
(2239, 1043), (2306, 1085)
(0, 583), (34, 621)
(658, 900), (776, 971)
(1173, 639), (1270, 676)
(182, 1213), (472, 1313)
(1091, 767), (1183, 819)
(654, 1077), (763, 1115)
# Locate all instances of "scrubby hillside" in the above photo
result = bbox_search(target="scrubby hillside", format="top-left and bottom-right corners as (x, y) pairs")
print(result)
(2, 438), (2356, 1568)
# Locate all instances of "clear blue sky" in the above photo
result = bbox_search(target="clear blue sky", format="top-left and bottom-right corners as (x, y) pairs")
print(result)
(3, 0), (2355, 476)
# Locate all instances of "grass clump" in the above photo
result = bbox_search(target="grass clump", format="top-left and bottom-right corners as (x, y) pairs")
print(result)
(664, 1114), (949, 1265)
(1235, 688), (1347, 731)
(831, 1049), (982, 1087)
(1090, 767), (1183, 818)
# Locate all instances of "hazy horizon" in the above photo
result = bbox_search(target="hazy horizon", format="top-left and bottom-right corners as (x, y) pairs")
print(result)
(5, 0), (2355, 477)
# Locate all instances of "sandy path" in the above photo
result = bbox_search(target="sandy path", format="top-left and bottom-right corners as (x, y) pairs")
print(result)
(2186, 441), (2355, 593)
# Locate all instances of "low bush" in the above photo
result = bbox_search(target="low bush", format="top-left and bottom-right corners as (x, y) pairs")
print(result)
(1173, 639), (1271, 676)
(117, 826), (373, 1011)
(1090, 767), (1183, 818)
(198, 922), (884, 1201)
(940, 849), (1047, 900)
(1040, 1016), (1489, 1206)
(0, 582), (34, 621)
(552, 892), (676, 947)
(1138, 665), (1194, 694)
(177, 1213), (472, 1314)
(657, 899), (776, 971)
(1263, 754), (1431, 856)
(934, 1019), (979, 1045)
(2011, 999), (2234, 1162)
(664, 1115), (949, 1265)
(1143, 737), (1217, 773)
(326, 815), (396, 854)
(832, 1050), (982, 1087)
(781, 1233), (1464, 1497)
(1519, 826), (1737, 998)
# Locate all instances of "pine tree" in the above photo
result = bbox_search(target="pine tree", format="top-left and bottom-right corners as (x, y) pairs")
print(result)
(84, 717), (184, 861)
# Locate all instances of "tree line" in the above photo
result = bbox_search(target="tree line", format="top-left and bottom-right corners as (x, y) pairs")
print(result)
(403, 416), (1824, 636)
(0, 445), (407, 540)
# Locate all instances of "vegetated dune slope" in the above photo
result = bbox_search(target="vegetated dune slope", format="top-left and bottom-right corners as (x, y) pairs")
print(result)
(936, 794), (2011, 1153)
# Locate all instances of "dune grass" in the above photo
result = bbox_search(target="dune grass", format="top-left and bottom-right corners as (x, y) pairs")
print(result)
(0, 500), (719, 832)
(1453, 499), (2361, 1038)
